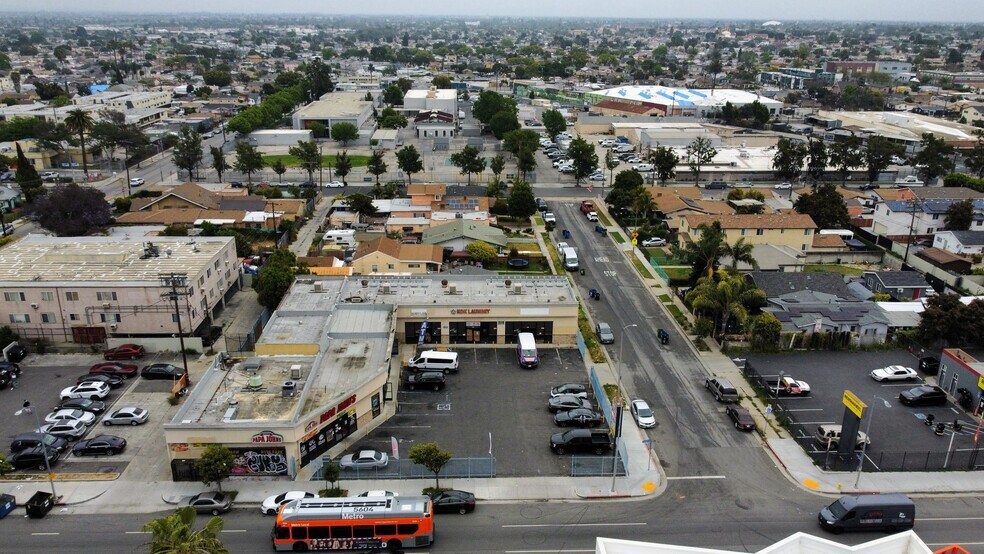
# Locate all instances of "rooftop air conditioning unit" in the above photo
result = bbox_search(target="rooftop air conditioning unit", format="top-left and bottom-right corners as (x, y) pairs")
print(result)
(514, 284), (524, 294)
(381, 283), (391, 294)
(313, 283), (323, 292)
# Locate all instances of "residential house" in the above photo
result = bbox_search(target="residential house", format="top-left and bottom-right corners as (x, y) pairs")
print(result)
(862, 271), (933, 301)
(117, 182), (300, 229)
(351, 237), (444, 275)
(870, 198), (984, 239)
(422, 219), (509, 251)
(679, 213), (817, 252)
(649, 188), (734, 231)
(915, 247), (973, 275)
(933, 230), (984, 256)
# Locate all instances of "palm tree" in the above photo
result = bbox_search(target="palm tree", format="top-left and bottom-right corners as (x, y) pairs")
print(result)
(144, 506), (227, 554)
(64, 109), (95, 177)
(686, 272), (766, 340)
(721, 238), (758, 274)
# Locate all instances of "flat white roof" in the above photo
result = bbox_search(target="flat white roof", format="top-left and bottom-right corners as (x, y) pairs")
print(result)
(594, 86), (782, 109)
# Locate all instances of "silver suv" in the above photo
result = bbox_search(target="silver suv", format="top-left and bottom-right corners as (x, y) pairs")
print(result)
(705, 377), (739, 403)
(815, 424), (870, 451)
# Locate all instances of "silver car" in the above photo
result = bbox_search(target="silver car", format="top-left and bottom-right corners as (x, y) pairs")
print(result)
(102, 407), (149, 426)
(36, 419), (88, 441)
(630, 399), (656, 428)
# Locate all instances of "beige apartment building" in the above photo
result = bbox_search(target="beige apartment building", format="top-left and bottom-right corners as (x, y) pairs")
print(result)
(679, 213), (818, 251)
(0, 235), (239, 344)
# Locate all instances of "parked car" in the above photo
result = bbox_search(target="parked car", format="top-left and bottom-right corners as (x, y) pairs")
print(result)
(10, 432), (69, 453)
(261, 491), (318, 515)
(641, 237), (666, 247)
(72, 435), (127, 457)
(9, 445), (59, 470)
(430, 490), (476, 514)
(550, 383), (588, 399)
(870, 365), (919, 382)
(77, 373), (124, 388)
(40, 171), (60, 180)
(324, 181), (345, 188)
(339, 449), (389, 470)
(129, 177), (145, 186)
(632, 163), (654, 172)
(586, 211), (599, 222)
(36, 419), (88, 441)
(550, 429), (613, 455)
(774, 182), (792, 190)
(60, 382), (110, 400)
(555, 407), (603, 427)
(705, 377), (739, 403)
(141, 363), (185, 380)
(899, 385), (948, 407)
(859, 183), (881, 191)
(726, 405), (755, 431)
(357, 490), (398, 497)
(630, 399), (656, 429)
(588, 173), (605, 181)
(102, 406), (149, 426)
(773, 376), (810, 396)
(88, 362), (138, 379)
(547, 395), (594, 413)
(44, 409), (96, 426)
(595, 322), (614, 344)
(56, 398), (106, 414)
(542, 213), (556, 224)
(103, 344), (145, 360)
(183, 492), (232, 515)
(705, 181), (728, 190)
(816, 424), (870, 450)
(403, 371), (446, 391)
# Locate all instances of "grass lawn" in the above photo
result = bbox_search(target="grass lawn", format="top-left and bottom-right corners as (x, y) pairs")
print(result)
(657, 294), (672, 303)
(262, 154), (371, 168)
(611, 232), (625, 244)
(804, 264), (865, 277)
(597, 212), (613, 227)
(632, 257), (653, 279)
(663, 266), (691, 281)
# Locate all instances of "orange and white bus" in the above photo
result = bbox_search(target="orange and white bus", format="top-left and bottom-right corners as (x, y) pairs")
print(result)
(272, 495), (434, 552)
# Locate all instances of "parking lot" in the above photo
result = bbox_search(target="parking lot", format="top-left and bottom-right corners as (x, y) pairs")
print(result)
(1, 352), (192, 476)
(349, 347), (599, 477)
(745, 351), (983, 471)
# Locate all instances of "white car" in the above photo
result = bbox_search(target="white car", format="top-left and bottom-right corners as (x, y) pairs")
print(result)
(261, 490), (318, 515)
(543, 212), (556, 224)
(775, 376), (811, 396)
(641, 237), (667, 247)
(613, 145), (634, 153)
(339, 449), (389, 470)
(632, 164), (654, 172)
(44, 409), (96, 426)
(730, 182), (753, 188)
(129, 177), (145, 186)
(588, 173), (605, 181)
(774, 182), (792, 190)
(41, 171), (60, 180)
(630, 399), (656, 429)
(357, 490), (399, 497)
(557, 242), (569, 250)
(870, 365), (919, 382)
(624, 157), (643, 164)
(891, 155), (907, 165)
(60, 382), (111, 400)
(102, 406), (149, 426)
(36, 420), (88, 441)
(585, 211), (598, 222)
(325, 181), (345, 188)
(598, 139), (616, 147)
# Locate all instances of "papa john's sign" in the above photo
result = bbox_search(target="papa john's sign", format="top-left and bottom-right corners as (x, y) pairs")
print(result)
(251, 431), (284, 444)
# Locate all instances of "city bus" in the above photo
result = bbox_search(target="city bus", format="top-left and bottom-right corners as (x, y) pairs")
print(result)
(272, 495), (434, 552)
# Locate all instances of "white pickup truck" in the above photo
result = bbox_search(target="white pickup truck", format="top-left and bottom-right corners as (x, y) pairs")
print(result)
(894, 175), (924, 186)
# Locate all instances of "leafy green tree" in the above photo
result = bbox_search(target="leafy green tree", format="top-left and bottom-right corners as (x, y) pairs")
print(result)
(24, 183), (111, 236)
(863, 136), (901, 183)
(828, 134), (864, 185)
(270, 159), (287, 183)
(431, 75), (454, 89)
(541, 109), (566, 140)
(14, 143), (43, 203)
(203, 69), (232, 87)
(605, 170), (645, 216)
(302, 57), (335, 100)
(507, 181), (537, 218)
(485, 181), (503, 198)
(382, 85), (404, 106)
(793, 182), (847, 229)
(288, 140), (321, 184)
(489, 155), (506, 180)
(321, 460), (341, 495)
(805, 137), (828, 183)
(964, 131), (984, 178)
(686, 272), (765, 339)
(567, 137), (598, 186)
(144, 506), (228, 554)
(693, 318), (714, 340)
(254, 249), (302, 311)
(472, 90), (517, 126)
(751, 313), (783, 349)
(195, 444), (235, 492)
(233, 142), (265, 185)
(345, 193), (378, 222)
(366, 151), (387, 184)
(912, 133), (956, 184)
(407, 442), (453, 490)
(210, 146), (229, 182)
(686, 137), (717, 185)
(330, 122), (359, 146)
(706, 48), (724, 93)
(632, 186), (656, 222)
(502, 129), (539, 157)
(378, 106), (408, 129)
(489, 111), (521, 140)
(516, 151), (537, 181)
(64, 108), (95, 176)
(671, 221), (726, 283)
(334, 151), (352, 185)
(307, 122), (327, 139)
(772, 138), (808, 182)
(945, 199), (974, 231)
(396, 145), (424, 184)
(649, 145), (679, 185)
(172, 126), (203, 181)
(449, 146), (486, 185)
(465, 241), (498, 266)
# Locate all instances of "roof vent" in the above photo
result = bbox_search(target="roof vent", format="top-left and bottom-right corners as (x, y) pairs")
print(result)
(448, 284), (458, 295)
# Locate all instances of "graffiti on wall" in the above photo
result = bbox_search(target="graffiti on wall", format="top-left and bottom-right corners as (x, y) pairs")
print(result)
(230, 447), (288, 476)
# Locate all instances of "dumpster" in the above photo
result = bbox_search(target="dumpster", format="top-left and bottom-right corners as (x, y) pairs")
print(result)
(25, 491), (53, 519)
(0, 494), (15, 519)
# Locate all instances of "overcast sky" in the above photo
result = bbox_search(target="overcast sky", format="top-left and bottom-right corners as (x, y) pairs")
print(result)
(2, 0), (983, 22)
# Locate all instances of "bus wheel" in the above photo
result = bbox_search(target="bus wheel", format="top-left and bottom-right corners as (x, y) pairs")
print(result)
(387, 539), (402, 552)
(292, 542), (309, 552)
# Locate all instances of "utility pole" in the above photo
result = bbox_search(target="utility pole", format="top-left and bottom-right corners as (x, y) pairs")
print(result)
(159, 273), (191, 383)
(903, 198), (919, 266)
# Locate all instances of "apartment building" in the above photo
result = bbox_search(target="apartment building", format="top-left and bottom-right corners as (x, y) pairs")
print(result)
(679, 213), (818, 251)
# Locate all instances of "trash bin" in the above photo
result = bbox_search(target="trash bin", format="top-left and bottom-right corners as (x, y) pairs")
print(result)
(25, 491), (53, 519)
(0, 494), (15, 519)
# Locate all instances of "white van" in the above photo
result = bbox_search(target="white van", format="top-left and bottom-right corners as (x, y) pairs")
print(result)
(407, 350), (459, 374)
(323, 229), (356, 248)
(562, 247), (579, 271)
(517, 332), (539, 369)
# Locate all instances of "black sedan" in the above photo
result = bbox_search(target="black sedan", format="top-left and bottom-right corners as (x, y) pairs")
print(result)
(73, 435), (127, 457)
(430, 490), (476, 514)
(141, 363), (185, 380)
(77, 373), (125, 389)
(554, 407), (603, 428)
(9, 445), (59, 470)
(900, 385), (948, 407)
(57, 398), (107, 414)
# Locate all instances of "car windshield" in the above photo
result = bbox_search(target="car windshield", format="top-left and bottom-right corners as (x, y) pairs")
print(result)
(826, 499), (849, 518)
(637, 407), (653, 418)
(211, 493), (226, 502)
(42, 434), (58, 446)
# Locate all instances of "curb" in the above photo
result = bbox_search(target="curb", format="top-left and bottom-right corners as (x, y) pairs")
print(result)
(59, 488), (109, 506)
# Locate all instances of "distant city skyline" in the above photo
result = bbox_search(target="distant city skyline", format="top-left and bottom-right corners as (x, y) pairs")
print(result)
(3, 0), (984, 23)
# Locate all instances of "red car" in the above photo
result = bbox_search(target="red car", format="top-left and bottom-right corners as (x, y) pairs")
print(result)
(103, 344), (145, 360)
(88, 362), (138, 379)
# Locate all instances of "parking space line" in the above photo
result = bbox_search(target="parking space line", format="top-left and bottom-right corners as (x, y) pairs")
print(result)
(503, 523), (647, 528)
(794, 421), (836, 425)
(666, 475), (726, 480)
(31, 532), (60, 536)
(784, 408), (825, 412)
(222, 530), (247, 533)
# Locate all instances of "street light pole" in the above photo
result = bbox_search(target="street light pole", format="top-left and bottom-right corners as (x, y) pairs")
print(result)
(611, 323), (638, 493)
(855, 395), (890, 487)
(15, 401), (56, 499)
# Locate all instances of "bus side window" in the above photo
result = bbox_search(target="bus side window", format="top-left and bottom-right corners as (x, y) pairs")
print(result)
(291, 527), (308, 540)
(309, 526), (330, 539)
(353, 525), (374, 538)
(375, 524), (396, 535)
(331, 525), (352, 538)
(397, 523), (419, 535)
(275, 527), (290, 540)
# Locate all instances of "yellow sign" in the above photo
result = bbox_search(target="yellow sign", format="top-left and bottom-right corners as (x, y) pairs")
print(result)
(842, 390), (867, 419)
(978, 375), (984, 391)
(631, 239), (638, 245)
